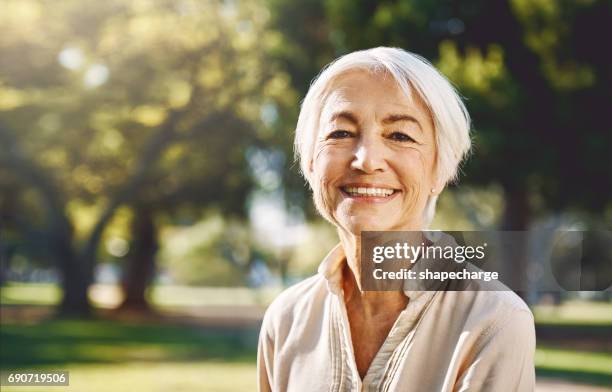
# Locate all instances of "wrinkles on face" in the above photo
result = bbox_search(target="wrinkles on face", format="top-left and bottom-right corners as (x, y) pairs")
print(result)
(311, 169), (345, 228)
(312, 139), (343, 224)
(384, 148), (426, 227)
(309, 70), (438, 232)
(396, 178), (422, 229)
(313, 139), (332, 163)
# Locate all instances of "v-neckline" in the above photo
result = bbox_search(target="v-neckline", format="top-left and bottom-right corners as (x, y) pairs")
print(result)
(334, 290), (438, 389)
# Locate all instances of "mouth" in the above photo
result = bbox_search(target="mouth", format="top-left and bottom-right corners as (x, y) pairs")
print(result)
(340, 185), (399, 199)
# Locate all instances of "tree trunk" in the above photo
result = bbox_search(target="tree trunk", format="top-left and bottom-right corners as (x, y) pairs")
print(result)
(117, 206), (157, 313)
(59, 261), (92, 317)
(0, 237), (8, 286)
(56, 220), (93, 317)
(501, 184), (531, 301)
(501, 185), (530, 231)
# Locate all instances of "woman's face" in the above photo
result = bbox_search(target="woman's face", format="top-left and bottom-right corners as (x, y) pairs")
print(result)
(311, 70), (439, 234)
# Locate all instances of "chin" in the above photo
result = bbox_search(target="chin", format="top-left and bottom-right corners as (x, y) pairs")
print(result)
(341, 216), (396, 234)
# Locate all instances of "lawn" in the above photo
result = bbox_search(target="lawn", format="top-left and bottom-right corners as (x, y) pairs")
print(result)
(535, 346), (612, 387)
(1, 283), (611, 389)
(0, 362), (256, 392)
(2, 318), (612, 389)
(533, 300), (612, 326)
(0, 318), (258, 391)
(0, 282), (281, 309)
(2, 282), (611, 326)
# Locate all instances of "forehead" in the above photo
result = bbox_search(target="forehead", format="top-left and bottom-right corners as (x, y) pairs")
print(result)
(321, 70), (427, 120)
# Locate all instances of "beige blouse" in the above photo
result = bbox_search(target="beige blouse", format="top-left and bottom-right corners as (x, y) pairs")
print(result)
(257, 244), (536, 392)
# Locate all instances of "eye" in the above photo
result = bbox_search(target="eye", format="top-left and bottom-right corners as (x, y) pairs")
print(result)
(327, 130), (353, 139)
(389, 131), (416, 143)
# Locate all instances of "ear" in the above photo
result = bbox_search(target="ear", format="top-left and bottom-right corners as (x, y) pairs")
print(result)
(307, 158), (316, 178)
(430, 176), (446, 196)
(303, 158), (315, 186)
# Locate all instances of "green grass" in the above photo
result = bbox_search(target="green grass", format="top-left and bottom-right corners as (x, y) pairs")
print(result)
(1, 318), (258, 391)
(0, 362), (256, 392)
(2, 318), (612, 389)
(2, 283), (611, 389)
(0, 282), (280, 308)
(2, 282), (611, 325)
(0, 283), (62, 306)
(150, 285), (280, 308)
(0, 319), (257, 367)
(536, 347), (612, 386)
(533, 300), (612, 326)
(2, 282), (610, 326)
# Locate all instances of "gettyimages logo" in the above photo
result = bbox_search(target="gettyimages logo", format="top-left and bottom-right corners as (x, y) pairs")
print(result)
(360, 230), (612, 292)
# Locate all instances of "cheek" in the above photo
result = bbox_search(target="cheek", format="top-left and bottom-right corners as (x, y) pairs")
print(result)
(395, 149), (429, 183)
(313, 143), (351, 187)
(394, 149), (434, 208)
(409, 146), (436, 184)
(312, 144), (350, 220)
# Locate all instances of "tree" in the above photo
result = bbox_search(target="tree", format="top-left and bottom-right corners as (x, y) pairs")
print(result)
(0, 0), (286, 315)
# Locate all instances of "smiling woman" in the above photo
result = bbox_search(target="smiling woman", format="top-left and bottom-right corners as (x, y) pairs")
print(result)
(258, 47), (535, 392)
(312, 70), (439, 234)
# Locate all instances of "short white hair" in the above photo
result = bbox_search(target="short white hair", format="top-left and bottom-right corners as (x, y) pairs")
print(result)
(294, 47), (472, 227)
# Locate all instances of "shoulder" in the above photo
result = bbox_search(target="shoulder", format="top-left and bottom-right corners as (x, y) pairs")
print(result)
(434, 279), (534, 343)
(448, 289), (535, 350)
(260, 273), (329, 337)
(429, 289), (535, 369)
(459, 262), (534, 322)
(445, 291), (536, 390)
(475, 290), (534, 341)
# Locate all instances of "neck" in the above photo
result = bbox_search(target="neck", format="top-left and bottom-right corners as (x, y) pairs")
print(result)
(337, 227), (361, 288)
(336, 219), (426, 289)
(337, 228), (409, 313)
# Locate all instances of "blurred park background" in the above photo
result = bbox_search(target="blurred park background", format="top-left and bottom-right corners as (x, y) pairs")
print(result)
(1, 0), (611, 391)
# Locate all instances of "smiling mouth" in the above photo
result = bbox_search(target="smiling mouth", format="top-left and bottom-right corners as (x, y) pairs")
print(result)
(341, 186), (398, 198)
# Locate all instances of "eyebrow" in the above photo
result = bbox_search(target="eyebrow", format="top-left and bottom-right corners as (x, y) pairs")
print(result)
(382, 114), (421, 128)
(329, 111), (359, 125)
(329, 111), (422, 131)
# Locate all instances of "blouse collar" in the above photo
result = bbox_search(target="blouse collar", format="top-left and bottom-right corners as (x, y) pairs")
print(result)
(317, 242), (434, 302)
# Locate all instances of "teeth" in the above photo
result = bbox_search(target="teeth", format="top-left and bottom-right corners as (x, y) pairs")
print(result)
(343, 187), (395, 197)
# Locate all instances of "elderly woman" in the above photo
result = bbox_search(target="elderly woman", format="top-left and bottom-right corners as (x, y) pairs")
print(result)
(258, 47), (535, 391)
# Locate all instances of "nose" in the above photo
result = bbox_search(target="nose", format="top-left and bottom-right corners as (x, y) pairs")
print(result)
(350, 134), (387, 174)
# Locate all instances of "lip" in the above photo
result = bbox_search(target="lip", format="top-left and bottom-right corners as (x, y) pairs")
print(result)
(339, 183), (401, 203)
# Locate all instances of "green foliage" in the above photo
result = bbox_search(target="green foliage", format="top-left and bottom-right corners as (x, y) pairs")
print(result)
(0, 0), (278, 215)
(286, 222), (338, 276)
(0, 0), (293, 309)
(157, 213), (281, 286)
(159, 216), (244, 286)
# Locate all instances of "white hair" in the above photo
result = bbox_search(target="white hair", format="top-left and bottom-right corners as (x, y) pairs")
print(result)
(294, 47), (472, 227)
